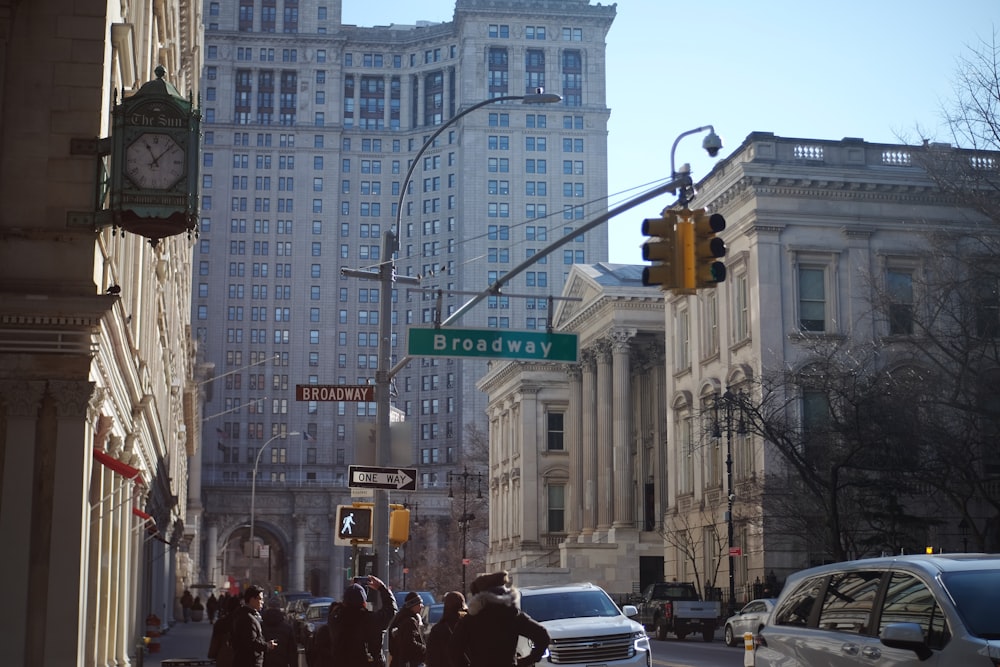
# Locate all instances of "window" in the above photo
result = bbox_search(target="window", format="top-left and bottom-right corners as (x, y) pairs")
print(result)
(546, 412), (564, 451)
(976, 278), (1000, 337)
(675, 307), (690, 370)
(817, 571), (882, 634)
(547, 484), (565, 533)
(703, 290), (719, 357)
(677, 414), (694, 494)
(798, 266), (826, 332)
(879, 572), (949, 649)
(733, 272), (750, 343)
(887, 269), (914, 335)
(773, 576), (824, 627)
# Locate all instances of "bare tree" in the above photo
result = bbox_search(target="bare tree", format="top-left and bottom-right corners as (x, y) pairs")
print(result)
(660, 506), (728, 597)
(914, 31), (1000, 222)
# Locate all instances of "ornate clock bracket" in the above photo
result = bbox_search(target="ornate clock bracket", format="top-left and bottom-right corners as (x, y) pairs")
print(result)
(66, 66), (201, 248)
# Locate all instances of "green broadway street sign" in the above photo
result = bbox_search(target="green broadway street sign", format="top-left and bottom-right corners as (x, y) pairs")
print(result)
(408, 327), (578, 362)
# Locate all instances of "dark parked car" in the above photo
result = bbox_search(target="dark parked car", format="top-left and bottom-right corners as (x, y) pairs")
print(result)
(301, 600), (334, 653)
(291, 596), (332, 645)
(276, 590), (314, 612)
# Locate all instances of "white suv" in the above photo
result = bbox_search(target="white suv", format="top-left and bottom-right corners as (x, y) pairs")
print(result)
(517, 583), (651, 667)
(755, 554), (1000, 666)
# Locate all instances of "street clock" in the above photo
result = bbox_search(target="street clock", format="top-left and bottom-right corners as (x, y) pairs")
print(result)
(108, 65), (201, 246)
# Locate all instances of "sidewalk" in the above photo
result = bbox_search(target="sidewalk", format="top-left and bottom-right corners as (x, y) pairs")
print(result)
(146, 618), (215, 666)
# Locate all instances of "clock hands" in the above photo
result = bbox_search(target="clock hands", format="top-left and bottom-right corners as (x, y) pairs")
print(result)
(150, 141), (180, 166)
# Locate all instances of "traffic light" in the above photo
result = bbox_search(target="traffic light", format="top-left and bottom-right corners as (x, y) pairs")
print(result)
(336, 504), (373, 541)
(640, 210), (684, 290)
(688, 208), (727, 289)
(389, 507), (411, 546)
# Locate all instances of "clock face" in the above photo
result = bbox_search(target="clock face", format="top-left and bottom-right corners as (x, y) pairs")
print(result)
(125, 132), (185, 190)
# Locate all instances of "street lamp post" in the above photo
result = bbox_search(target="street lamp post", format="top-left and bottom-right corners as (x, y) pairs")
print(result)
(713, 390), (745, 617)
(343, 91), (561, 577)
(448, 466), (482, 594)
(248, 430), (299, 583)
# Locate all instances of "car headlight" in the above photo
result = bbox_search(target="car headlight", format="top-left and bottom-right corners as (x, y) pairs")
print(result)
(632, 631), (650, 651)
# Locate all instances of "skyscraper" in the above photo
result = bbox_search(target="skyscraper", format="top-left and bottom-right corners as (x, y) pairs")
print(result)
(197, 0), (615, 591)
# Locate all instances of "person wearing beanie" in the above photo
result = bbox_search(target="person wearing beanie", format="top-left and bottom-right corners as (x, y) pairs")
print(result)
(449, 572), (549, 667)
(425, 592), (466, 667)
(387, 591), (427, 667)
(261, 597), (297, 667)
(313, 575), (397, 667)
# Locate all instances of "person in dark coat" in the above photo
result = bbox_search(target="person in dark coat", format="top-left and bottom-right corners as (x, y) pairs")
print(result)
(209, 595), (244, 667)
(207, 593), (220, 624)
(261, 597), (298, 667)
(449, 572), (549, 667)
(388, 591), (426, 667)
(232, 585), (278, 667)
(425, 591), (466, 667)
(316, 575), (397, 667)
(181, 589), (194, 623)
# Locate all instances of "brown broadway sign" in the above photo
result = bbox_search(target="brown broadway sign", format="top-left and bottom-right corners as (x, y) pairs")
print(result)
(295, 384), (375, 402)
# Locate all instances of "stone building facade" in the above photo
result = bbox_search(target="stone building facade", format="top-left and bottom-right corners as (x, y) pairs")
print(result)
(478, 263), (666, 597)
(0, 0), (202, 665)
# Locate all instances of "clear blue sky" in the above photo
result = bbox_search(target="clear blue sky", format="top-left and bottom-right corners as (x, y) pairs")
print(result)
(342, 1), (998, 263)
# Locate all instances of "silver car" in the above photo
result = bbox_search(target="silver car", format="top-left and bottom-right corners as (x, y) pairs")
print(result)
(755, 554), (1000, 666)
(723, 598), (776, 647)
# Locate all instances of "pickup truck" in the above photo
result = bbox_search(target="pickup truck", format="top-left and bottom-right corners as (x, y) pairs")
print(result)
(634, 582), (720, 642)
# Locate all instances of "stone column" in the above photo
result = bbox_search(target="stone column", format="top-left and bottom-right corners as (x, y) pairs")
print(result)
(565, 364), (582, 538)
(0, 381), (45, 667)
(294, 514), (307, 591)
(579, 350), (596, 539)
(206, 520), (219, 585)
(595, 341), (613, 531)
(48, 380), (97, 666)
(611, 329), (636, 528)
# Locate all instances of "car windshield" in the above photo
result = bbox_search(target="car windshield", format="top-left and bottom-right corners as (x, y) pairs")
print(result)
(307, 605), (330, 620)
(520, 590), (622, 622)
(940, 570), (1000, 639)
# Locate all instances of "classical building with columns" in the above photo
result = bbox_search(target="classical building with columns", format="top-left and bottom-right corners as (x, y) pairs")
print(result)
(480, 133), (999, 610)
(659, 132), (997, 602)
(0, 1), (202, 665)
(478, 263), (666, 596)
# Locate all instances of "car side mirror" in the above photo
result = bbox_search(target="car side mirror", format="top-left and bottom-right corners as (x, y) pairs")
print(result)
(880, 623), (933, 661)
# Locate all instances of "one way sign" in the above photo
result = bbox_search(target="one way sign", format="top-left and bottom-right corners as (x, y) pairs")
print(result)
(349, 465), (417, 491)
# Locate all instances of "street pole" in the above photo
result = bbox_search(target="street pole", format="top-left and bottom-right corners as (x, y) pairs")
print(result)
(248, 431), (299, 583)
(725, 397), (736, 618)
(344, 92), (561, 579)
(449, 466), (481, 594)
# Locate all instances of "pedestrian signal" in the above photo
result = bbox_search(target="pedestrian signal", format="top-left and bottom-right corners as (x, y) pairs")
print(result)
(336, 505), (373, 541)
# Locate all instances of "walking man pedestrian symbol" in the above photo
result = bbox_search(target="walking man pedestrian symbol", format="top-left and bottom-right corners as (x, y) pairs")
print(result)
(342, 511), (356, 535)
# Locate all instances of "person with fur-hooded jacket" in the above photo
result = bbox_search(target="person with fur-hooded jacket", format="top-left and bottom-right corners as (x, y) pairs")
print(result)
(448, 572), (549, 667)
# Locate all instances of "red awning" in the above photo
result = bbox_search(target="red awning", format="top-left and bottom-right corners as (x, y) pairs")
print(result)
(93, 448), (144, 485)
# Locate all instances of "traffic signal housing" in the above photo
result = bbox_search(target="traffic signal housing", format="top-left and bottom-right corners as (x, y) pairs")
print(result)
(389, 507), (411, 546)
(640, 210), (683, 290)
(336, 504), (373, 542)
(689, 209), (727, 288)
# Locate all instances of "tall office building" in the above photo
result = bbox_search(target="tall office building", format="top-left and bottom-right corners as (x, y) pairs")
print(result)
(197, 0), (615, 591)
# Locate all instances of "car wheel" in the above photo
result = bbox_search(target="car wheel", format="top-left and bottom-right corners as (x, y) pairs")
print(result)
(725, 625), (735, 647)
(675, 632), (687, 641)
